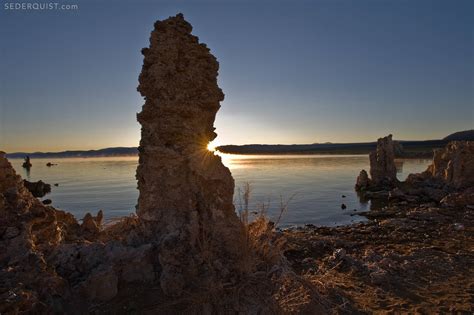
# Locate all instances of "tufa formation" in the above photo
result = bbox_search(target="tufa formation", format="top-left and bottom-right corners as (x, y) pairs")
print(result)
(356, 134), (397, 191)
(369, 134), (398, 187)
(427, 141), (474, 189)
(136, 13), (243, 295)
(356, 137), (474, 207)
(0, 151), (156, 313)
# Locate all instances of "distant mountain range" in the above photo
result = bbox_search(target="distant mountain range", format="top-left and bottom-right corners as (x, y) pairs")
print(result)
(217, 140), (446, 157)
(6, 147), (138, 159)
(5, 130), (473, 159)
(216, 130), (474, 156)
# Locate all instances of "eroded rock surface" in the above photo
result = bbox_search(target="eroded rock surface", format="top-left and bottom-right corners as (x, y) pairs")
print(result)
(136, 13), (243, 295)
(369, 135), (397, 187)
(355, 135), (398, 192)
(0, 152), (72, 313)
(0, 151), (157, 313)
(427, 141), (474, 189)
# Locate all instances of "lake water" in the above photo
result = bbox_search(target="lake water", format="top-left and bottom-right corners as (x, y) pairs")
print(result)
(10, 155), (431, 227)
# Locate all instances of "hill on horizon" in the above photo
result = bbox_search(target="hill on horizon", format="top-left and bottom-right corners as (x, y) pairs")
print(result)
(443, 130), (474, 141)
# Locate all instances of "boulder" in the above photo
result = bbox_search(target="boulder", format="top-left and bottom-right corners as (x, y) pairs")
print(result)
(23, 180), (51, 198)
(355, 170), (370, 191)
(136, 13), (243, 296)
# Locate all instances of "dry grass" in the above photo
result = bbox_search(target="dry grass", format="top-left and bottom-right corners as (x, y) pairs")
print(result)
(237, 182), (295, 273)
(141, 183), (327, 314)
(229, 184), (328, 313)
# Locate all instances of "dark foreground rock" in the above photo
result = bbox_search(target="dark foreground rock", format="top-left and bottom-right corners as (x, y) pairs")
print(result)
(23, 179), (51, 197)
(136, 12), (243, 296)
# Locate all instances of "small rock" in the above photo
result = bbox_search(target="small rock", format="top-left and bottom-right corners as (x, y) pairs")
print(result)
(341, 204), (347, 209)
(42, 199), (52, 205)
(355, 169), (370, 191)
(81, 213), (99, 234)
(22, 156), (32, 169)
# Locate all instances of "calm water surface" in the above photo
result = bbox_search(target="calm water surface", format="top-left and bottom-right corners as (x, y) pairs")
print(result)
(10, 155), (430, 227)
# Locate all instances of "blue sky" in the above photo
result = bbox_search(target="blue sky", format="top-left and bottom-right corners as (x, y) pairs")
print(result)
(1, 0), (472, 152)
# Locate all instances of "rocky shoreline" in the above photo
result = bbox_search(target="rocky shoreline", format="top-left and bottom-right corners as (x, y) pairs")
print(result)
(282, 200), (473, 313)
(280, 138), (474, 313)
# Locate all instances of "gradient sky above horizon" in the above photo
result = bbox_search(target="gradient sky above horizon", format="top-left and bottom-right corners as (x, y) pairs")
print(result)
(1, 0), (473, 152)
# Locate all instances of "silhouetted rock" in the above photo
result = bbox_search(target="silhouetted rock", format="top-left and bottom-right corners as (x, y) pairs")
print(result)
(22, 156), (32, 169)
(369, 135), (397, 187)
(136, 13), (243, 296)
(42, 199), (52, 205)
(23, 179), (51, 197)
(355, 135), (397, 193)
(355, 169), (370, 191)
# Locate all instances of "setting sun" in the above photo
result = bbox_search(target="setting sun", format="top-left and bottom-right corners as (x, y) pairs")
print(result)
(207, 141), (217, 152)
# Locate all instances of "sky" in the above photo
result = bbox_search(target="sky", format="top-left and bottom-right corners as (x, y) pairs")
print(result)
(0, 0), (473, 152)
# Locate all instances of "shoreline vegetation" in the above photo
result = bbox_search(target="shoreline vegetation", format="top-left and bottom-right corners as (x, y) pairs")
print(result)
(5, 129), (474, 159)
